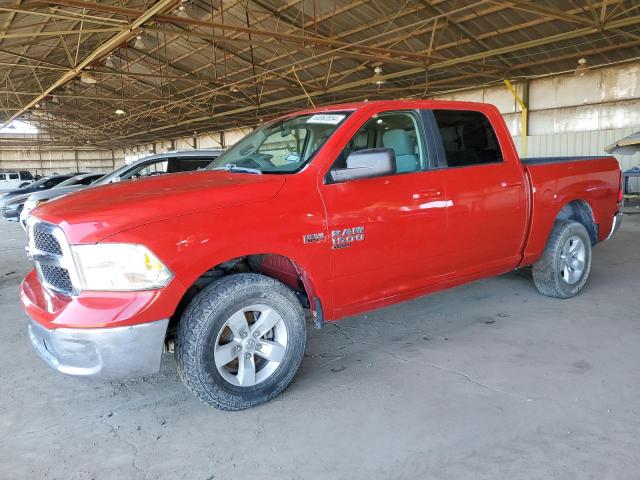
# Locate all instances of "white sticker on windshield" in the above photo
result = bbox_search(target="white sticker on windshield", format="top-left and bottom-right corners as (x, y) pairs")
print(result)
(307, 114), (346, 125)
(284, 153), (301, 163)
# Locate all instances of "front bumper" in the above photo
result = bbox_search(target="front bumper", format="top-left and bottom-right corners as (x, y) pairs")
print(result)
(21, 268), (185, 379)
(28, 317), (168, 379)
(606, 212), (623, 240)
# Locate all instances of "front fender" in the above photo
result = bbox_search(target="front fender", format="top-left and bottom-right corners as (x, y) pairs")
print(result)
(103, 181), (331, 319)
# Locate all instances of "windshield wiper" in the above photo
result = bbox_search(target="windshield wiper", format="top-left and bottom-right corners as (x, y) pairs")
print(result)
(211, 163), (263, 175)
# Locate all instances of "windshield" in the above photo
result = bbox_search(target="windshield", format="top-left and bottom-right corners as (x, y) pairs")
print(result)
(208, 112), (351, 173)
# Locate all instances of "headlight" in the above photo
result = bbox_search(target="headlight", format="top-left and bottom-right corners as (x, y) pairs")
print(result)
(25, 199), (41, 209)
(71, 244), (173, 291)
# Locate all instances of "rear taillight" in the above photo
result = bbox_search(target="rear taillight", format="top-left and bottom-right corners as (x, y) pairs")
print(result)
(617, 173), (624, 204)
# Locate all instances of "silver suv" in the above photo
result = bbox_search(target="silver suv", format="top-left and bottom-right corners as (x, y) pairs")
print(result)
(20, 149), (223, 229)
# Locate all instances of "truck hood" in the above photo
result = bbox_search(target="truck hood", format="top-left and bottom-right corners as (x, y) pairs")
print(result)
(34, 170), (286, 243)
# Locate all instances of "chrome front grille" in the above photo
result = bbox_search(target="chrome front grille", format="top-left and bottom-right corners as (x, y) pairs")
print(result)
(33, 228), (63, 255)
(28, 219), (77, 296)
(39, 264), (73, 293)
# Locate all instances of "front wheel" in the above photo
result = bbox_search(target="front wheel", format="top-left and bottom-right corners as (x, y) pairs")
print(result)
(175, 273), (306, 410)
(532, 220), (592, 298)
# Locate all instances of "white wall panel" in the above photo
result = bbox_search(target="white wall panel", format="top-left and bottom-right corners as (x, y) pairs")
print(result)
(513, 127), (640, 171)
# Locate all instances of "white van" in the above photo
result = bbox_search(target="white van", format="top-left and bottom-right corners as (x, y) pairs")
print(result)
(0, 171), (34, 192)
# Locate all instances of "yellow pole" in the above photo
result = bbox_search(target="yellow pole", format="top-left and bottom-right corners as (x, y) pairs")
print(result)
(503, 79), (528, 157)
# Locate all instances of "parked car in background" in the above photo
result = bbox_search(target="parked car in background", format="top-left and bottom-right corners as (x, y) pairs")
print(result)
(20, 149), (223, 228)
(21, 100), (623, 410)
(0, 174), (84, 221)
(0, 170), (35, 191)
(96, 149), (224, 184)
(16, 173), (103, 225)
(0, 174), (75, 220)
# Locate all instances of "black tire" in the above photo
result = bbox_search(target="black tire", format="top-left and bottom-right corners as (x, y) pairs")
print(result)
(175, 273), (306, 410)
(532, 220), (592, 298)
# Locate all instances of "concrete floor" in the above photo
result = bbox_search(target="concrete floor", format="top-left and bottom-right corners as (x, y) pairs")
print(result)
(1, 211), (639, 480)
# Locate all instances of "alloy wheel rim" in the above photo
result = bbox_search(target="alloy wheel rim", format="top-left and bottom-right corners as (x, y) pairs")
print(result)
(213, 304), (288, 387)
(559, 235), (586, 285)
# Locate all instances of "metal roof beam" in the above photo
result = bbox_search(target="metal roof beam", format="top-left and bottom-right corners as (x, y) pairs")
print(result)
(1, 0), (178, 128)
(103, 12), (640, 142)
(494, 1), (598, 28)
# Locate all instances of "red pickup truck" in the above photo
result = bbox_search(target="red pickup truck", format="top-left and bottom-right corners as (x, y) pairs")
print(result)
(21, 100), (623, 410)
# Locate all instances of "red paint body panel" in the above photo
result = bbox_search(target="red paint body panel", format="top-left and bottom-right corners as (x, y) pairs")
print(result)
(21, 270), (187, 329)
(21, 100), (622, 330)
(520, 157), (621, 265)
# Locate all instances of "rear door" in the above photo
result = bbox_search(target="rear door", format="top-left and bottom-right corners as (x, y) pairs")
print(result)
(430, 108), (528, 275)
(321, 109), (449, 316)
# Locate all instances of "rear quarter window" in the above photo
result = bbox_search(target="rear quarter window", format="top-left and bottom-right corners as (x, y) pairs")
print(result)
(433, 110), (503, 167)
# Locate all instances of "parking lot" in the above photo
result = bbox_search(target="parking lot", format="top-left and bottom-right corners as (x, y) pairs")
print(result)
(1, 211), (638, 479)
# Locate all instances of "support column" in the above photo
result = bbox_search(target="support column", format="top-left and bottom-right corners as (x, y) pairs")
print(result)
(504, 79), (529, 157)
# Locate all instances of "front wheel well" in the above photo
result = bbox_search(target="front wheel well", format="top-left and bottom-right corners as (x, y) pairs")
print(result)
(555, 200), (598, 245)
(168, 254), (318, 342)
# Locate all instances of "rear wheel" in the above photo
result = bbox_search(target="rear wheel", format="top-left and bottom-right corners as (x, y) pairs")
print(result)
(175, 273), (306, 410)
(532, 220), (592, 298)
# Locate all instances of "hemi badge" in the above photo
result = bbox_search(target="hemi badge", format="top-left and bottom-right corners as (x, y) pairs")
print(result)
(303, 233), (325, 244)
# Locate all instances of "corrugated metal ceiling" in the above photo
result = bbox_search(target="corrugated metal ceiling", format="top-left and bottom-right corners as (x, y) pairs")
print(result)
(0, 0), (639, 147)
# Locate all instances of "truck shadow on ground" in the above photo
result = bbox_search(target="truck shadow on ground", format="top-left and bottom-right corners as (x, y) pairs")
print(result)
(100, 268), (539, 409)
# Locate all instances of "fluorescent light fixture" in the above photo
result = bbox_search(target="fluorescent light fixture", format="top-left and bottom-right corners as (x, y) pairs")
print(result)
(372, 66), (385, 85)
(133, 34), (145, 49)
(575, 57), (588, 76)
(80, 71), (97, 84)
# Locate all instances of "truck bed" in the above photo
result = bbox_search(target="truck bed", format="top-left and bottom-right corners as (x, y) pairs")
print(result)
(520, 155), (621, 265)
(522, 156), (609, 165)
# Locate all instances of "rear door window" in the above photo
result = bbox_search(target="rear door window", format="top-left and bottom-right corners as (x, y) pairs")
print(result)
(9, 173), (19, 180)
(169, 157), (214, 173)
(78, 176), (98, 185)
(432, 110), (503, 167)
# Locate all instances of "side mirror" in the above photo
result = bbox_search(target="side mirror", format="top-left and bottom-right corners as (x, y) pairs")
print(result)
(331, 148), (396, 183)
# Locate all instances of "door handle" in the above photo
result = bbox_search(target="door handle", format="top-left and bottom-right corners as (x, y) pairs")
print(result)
(412, 189), (442, 200)
(501, 181), (523, 188)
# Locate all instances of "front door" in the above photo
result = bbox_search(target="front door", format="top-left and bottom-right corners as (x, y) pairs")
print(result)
(320, 109), (449, 317)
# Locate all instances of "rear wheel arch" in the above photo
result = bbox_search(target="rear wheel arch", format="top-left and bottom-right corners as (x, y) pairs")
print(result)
(555, 199), (598, 245)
